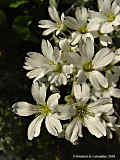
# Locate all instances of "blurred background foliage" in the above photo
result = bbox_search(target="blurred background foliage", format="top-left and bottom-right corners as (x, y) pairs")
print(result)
(0, 0), (120, 160)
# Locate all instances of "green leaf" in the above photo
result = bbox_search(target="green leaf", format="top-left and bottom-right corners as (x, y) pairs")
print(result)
(35, 0), (45, 4)
(0, 10), (7, 27)
(9, 0), (28, 8)
(12, 15), (32, 40)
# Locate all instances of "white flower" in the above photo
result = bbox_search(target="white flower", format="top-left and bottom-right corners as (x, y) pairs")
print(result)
(64, 82), (113, 144)
(89, 0), (120, 33)
(47, 63), (73, 86)
(104, 48), (120, 82)
(74, 38), (114, 89)
(65, 7), (94, 45)
(23, 39), (73, 85)
(99, 34), (112, 46)
(94, 72), (120, 98)
(100, 113), (119, 139)
(59, 38), (78, 54)
(92, 32), (112, 46)
(12, 81), (62, 140)
(38, 6), (66, 36)
(59, 38), (82, 70)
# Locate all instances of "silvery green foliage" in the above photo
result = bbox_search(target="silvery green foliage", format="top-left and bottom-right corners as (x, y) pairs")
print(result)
(12, 0), (120, 145)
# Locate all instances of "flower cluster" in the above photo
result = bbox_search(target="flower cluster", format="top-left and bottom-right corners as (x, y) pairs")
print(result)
(12, 0), (120, 144)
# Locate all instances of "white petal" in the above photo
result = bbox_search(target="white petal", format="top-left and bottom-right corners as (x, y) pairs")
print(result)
(59, 39), (69, 51)
(71, 33), (81, 45)
(31, 82), (46, 104)
(77, 120), (83, 137)
(88, 10), (106, 22)
(45, 115), (62, 136)
(65, 118), (80, 144)
(81, 82), (90, 103)
(112, 1), (120, 15)
(61, 12), (65, 22)
(98, 0), (104, 12)
(112, 14), (120, 26)
(63, 52), (81, 68)
(106, 115), (117, 123)
(75, 7), (88, 22)
(106, 128), (113, 139)
(38, 20), (56, 28)
(89, 71), (108, 89)
(87, 19), (101, 32)
(111, 88), (120, 98)
(89, 98), (113, 114)
(41, 39), (53, 61)
(24, 52), (49, 70)
(52, 47), (61, 63)
(92, 48), (114, 69)
(12, 102), (37, 116)
(52, 73), (67, 86)
(73, 83), (82, 100)
(85, 116), (106, 138)
(73, 83), (90, 103)
(56, 29), (61, 35)
(100, 35), (112, 46)
(26, 66), (51, 80)
(28, 116), (44, 140)
(82, 38), (94, 61)
(100, 22), (114, 33)
(104, 0), (112, 12)
(88, 72), (100, 89)
(98, 0), (111, 13)
(42, 27), (57, 35)
(64, 16), (78, 30)
(53, 104), (74, 120)
(70, 125), (79, 144)
(62, 64), (73, 74)
(32, 67), (53, 83)
(94, 71), (108, 88)
(77, 70), (87, 83)
(47, 93), (60, 109)
(103, 90), (111, 98)
(82, 33), (94, 43)
(60, 74), (67, 85)
(48, 6), (60, 22)
(48, 72), (58, 84)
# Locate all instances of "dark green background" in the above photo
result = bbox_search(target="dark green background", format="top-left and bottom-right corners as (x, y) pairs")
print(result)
(0, 0), (120, 159)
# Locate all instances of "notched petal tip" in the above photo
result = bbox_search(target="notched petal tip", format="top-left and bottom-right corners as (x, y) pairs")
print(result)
(12, 103), (19, 114)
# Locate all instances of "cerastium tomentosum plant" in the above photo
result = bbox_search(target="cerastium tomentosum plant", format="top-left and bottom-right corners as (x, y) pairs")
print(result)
(12, 0), (120, 145)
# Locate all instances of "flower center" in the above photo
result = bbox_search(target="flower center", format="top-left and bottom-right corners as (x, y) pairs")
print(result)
(83, 61), (93, 72)
(101, 86), (109, 92)
(57, 21), (67, 31)
(54, 63), (62, 73)
(106, 12), (115, 22)
(37, 104), (51, 116)
(75, 104), (95, 121)
(62, 25), (67, 32)
(57, 21), (62, 29)
(73, 67), (78, 76)
(49, 60), (55, 65)
(78, 25), (88, 34)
